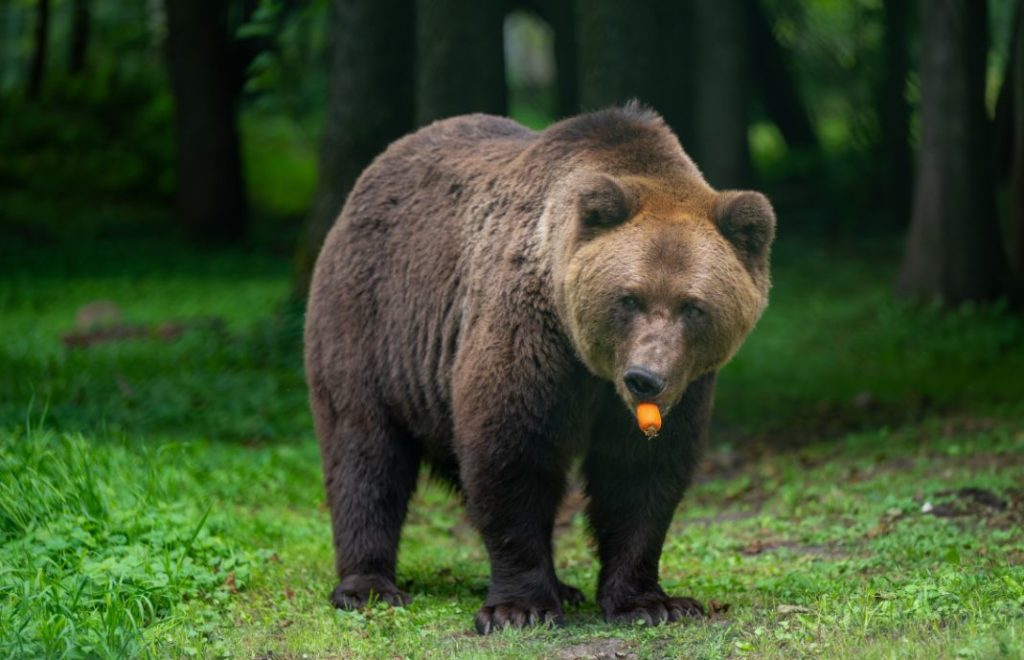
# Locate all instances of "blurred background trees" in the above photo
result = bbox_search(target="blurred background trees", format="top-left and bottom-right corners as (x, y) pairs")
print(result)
(896, 0), (1010, 303)
(164, 0), (248, 241)
(1, 0), (1022, 305)
(292, 0), (414, 295)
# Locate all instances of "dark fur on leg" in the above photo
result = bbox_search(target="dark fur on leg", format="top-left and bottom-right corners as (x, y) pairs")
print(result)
(585, 374), (716, 625)
(312, 384), (421, 610)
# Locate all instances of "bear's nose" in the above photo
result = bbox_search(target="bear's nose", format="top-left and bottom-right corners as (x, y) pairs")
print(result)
(623, 366), (666, 399)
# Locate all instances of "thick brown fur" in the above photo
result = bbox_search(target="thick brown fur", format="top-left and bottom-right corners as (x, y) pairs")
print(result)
(304, 104), (775, 633)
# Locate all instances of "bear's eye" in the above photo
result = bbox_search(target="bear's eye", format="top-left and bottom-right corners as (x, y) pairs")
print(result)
(619, 294), (643, 312)
(680, 302), (705, 321)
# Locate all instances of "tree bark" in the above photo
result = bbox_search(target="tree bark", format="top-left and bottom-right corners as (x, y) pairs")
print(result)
(691, 0), (752, 189)
(27, 0), (50, 98)
(68, 0), (90, 75)
(876, 0), (913, 225)
(532, 0), (578, 117)
(896, 0), (1011, 305)
(415, 0), (506, 125)
(574, 0), (695, 143)
(1003, 0), (1024, 286)
(653, 0), (696, 149)
(995, 46), (1014, 181)
(164, 0), (248, 242)
(575, 0), (658, 111)
(748, 0), (817, 152)
(292, 0), (415, 297)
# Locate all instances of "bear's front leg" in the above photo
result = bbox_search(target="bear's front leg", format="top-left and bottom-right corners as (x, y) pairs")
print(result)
(452, 332), (583, 634)
(458, 419), (572, 634)
(584, 373), (716, 625)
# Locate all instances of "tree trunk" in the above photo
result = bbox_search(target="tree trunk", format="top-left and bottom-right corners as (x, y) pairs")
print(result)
(1004, 0), (1024, 287)
(535, 0), (578, 117)
(576, 0), (696, 144)
(164, 0), (248, 242)
(748, 0), (817, 152)
(292, 0), (415, 297)
(896, 0), (1011, 305)
(68, 0), (90, 75)
(994, 44), (1014, 181)
(27, 0), (49, 98)
(415, 0), (506, 125)
(653, 0), (696, 149)
(692, 0), (752, 189)
(876, 0), (913, 225)
(575, 0), (658, 111)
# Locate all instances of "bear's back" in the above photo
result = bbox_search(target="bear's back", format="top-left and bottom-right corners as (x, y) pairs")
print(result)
(306, 114), (540, 445)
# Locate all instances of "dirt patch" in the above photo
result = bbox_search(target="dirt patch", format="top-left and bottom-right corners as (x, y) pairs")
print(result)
(686, 509), (762, 526)
(558, 638), (636, 660)
(921, 487), (1024, 529)
(555, 484), (589, 535)
(62, 317), (225, 348)
(739, 537), (843, 559)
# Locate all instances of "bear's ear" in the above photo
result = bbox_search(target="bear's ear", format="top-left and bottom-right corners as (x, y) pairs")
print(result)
(577, 175), (636, 229)
(713, 191), (776, 279)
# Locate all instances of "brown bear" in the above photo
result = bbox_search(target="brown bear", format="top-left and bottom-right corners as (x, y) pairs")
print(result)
(304, 104), (774, 634)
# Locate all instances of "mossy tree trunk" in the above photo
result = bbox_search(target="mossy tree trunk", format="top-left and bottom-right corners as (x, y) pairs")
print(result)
(895, 0), (1012, 305)
(1003, 0), (1024, 289)
(691, 0), (752, 189)
(876, 0), (913, 226)
(653, 0), (696, 150)
(415, 0), (507, 125)
(575, 0), (694, 147)
(68, 0), (90, 76)
(575, 0), (658, 111)
(164, 0), (248, 243)
(748, 0), (817, 153)
(27, 0), (50, 98)
(530, 0), (578, 118)
(292, 0), (415, 298)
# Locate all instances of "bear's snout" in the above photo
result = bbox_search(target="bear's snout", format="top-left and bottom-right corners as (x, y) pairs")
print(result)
(623, 366), (667, 399)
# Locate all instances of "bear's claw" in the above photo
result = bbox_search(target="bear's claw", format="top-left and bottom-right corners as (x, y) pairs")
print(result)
(330, 574), (412, 609)
(474, 604), (563, 634)
(603, 595), (705, 626)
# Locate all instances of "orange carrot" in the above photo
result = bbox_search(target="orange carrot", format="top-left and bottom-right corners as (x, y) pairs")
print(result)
(636, 403), (661, 437)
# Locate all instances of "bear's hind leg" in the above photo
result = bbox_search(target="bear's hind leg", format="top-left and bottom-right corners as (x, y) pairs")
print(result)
(557, 579), (586, 607)
(312, 387), (421, 609)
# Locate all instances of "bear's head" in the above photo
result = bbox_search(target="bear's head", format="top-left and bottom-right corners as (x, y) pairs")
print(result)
(541, 112), (775, 424)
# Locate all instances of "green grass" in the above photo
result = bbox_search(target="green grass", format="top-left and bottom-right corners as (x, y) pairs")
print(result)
(1, 232), (1023, 658)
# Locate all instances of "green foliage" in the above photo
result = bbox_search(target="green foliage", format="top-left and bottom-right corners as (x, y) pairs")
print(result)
(717, 238), (1024, 432)
(1, 234), (1022, 657)
(0, 236), (304, 440)
(239, 0), (330, 121)
(0, 75), (174, 200)
(0, 429), (260, 657)
(241, 113), (319, 221)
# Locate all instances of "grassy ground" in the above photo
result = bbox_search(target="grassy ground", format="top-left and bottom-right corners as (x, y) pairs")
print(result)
(1, 229), (1023, 658)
